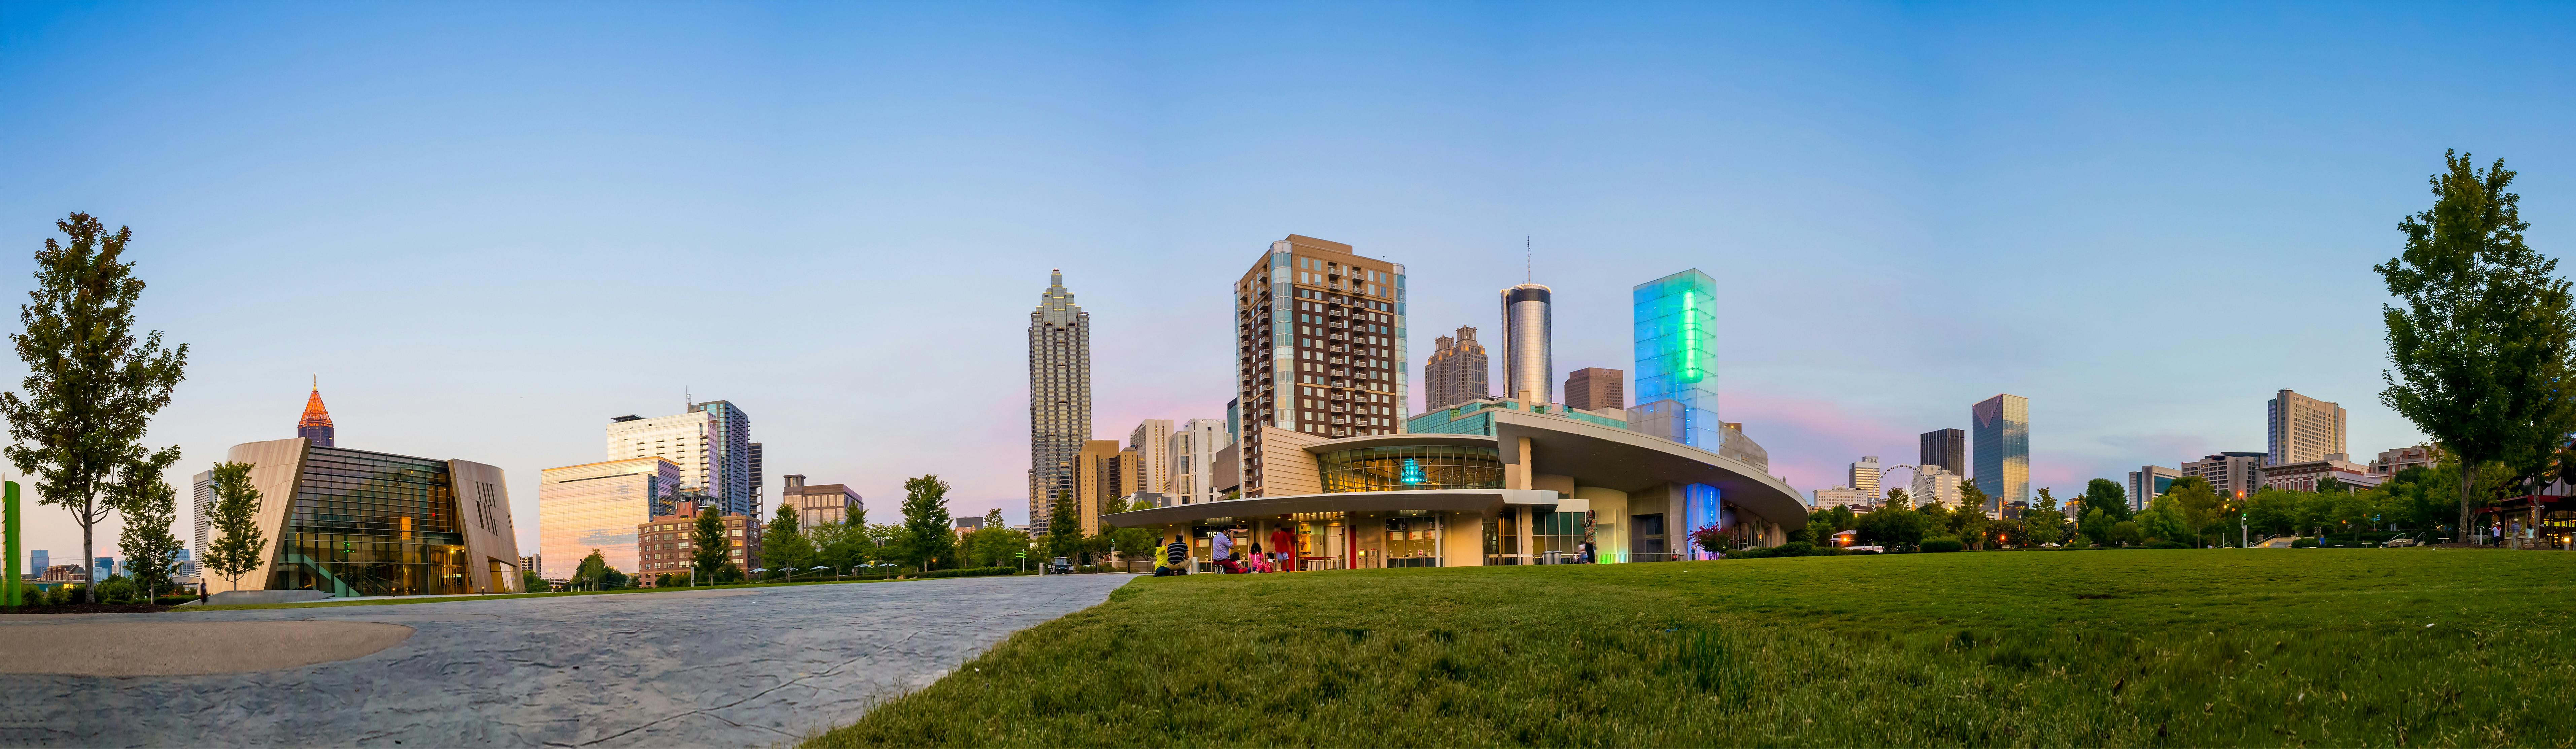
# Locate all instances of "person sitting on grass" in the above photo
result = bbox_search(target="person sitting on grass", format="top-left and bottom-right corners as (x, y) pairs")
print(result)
(1248, 543), (1270, 573)
(1163, 534), (1190, 575)
(1211, 531), (1247, 574)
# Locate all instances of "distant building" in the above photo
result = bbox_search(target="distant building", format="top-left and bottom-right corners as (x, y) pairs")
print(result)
(1072, 439), (1130, 535)
(520, 555), (540, 578)
(607, 401), (755, 518)
(778, 474), (863, 528)
(953, 516), (985, 537)
(1423, 326), (1491, 412)
(297, 378), (335, 447)
(538, 457), (684, 581)
(1919, 429), (1966, 477)
(1912, 465), (1967, 509)
(190, 470), (212, 576)
(2127, 466), (2182, 512)
(2266, 389), (2349, 466)
(1499, 284), (1555, 405)
(1564, 368), (1624, 413)
(93, 557), (113, 580)
(636, 511), (760, 582)
(1849, 456), (1882, 501)
(1127, 420), (1173, 494)
(2369, 446), (2436, 478)
(27, 550), (45, 577)
(1233, 235), (1407, 496)
(1168, 418), (1230, 505)
(2182, 452), (2268, 499)
(1812, 486), (1870, 511)
(174, 548), (194, 578)
(1972, 394), (2031, 511)
(1029, 269), (1092, 536)
(748, 442), (765, 511)
(2260, 458), (2378, 493)
(39, 564), (83, 583)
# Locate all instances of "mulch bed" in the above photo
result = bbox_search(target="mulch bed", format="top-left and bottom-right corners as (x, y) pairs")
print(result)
(2, 603), (178, 614)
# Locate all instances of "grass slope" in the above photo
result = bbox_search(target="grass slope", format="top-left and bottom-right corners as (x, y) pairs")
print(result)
(810, 550), (2576, 748)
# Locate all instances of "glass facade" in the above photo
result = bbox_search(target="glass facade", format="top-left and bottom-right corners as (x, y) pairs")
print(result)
(266, 447), (469, 597)
(1631, 269), (1721, 450)
(1973, 394), (2031, 510)
(537, 458), (682, 580)
(1533, 510), (1588, 559)
(1318, 444), (1504, 493)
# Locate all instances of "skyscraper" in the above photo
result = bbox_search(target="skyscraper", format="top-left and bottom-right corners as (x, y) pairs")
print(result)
(1630, 270), (1721, 450)
(1233, 235), (1406, 498)
(298, 377), (334, 447)
(1126, 419), (1173, 494)
(538, 457), (683, 579)
(1972, 394), (2030, 512)
(1168, 418), (1229, 505)
(1919, 429), (1965, 476)
(747, 442), (764, 511)
(605, 400), (754, 518)
(1421, 326), (1490, 412)
(1499, 284), (1554, 404)
(1564, 367), (1624, 413)
(2266, 389), (2349, 466)
(1029, 269), (1092, 535)
(1849, 456), (1882, 501)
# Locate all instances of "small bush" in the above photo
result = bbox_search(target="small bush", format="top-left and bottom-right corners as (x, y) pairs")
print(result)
(2292, 537), (2319, 548)
(1920, 538), (1965, 553)
(2145, 540), (2191, 549)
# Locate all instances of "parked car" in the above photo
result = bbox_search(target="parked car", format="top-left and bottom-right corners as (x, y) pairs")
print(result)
(1049, 556), (1074, 574)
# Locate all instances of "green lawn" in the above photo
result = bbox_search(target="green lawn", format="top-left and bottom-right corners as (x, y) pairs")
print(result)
(808, 550), (2576, 748)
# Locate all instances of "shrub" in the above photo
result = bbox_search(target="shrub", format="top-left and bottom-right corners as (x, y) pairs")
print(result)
(2145, 540), (2191, 549)
(1920, 538), (1965, 553)
(1776, 541), (1816, 557)
(914, 566), (1014, 580)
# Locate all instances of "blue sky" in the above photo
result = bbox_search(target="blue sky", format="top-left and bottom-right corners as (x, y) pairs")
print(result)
(3, 3), (2572, 563)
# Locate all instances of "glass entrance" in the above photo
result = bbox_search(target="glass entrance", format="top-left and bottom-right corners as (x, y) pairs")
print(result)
(1292, 512), (1346, 570)
(1383, 514), (1442, 568)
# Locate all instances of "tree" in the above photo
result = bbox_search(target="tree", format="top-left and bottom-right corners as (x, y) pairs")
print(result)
(1044, 490), (1082, 560)
(2082, 478), (2134, 524)
(2079, 508), (2115, 547)
(1855, 506), (1928, 549)
(2139, 505), (2191, 546)
(0, 214), (191, 603)
(762, 502), (814, 579)
(691, 504), (731, 583)
(900, 475), (955, 570)
(2378, 152), (2576, 541)
(1883, 487), (1910, 510)
(202, 461), (267, 593)
(521, 568), (548, 593)
(573, 549), (611, 591)
(112, 467), (182, 601)
(2109, 520), (2145, 546)
(2021, 489), (2065, 547)
(2246, 489), (2304, 538)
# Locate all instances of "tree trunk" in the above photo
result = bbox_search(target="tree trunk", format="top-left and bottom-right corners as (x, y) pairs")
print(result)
(2460, 461), (2480, 546)
(81, 515), (95, 605)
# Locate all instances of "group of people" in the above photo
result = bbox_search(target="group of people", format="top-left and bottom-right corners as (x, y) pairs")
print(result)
(1149, 526), (1307, 576)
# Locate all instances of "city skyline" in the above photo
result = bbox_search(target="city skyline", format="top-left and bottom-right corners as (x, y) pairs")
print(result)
(20, 3), (2565, 560)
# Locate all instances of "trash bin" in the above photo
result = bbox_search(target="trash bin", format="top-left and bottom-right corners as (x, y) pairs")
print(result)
(1544, 550), (1562, 565)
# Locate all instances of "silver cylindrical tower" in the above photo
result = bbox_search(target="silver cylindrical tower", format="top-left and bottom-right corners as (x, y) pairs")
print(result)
(1499, 284), (1553, 404)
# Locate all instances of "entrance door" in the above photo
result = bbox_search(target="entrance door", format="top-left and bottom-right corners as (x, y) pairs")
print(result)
(1634, 513), (1668, 561)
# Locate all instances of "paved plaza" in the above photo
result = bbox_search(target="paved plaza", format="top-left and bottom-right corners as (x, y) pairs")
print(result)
(0, 573), (1133, 748)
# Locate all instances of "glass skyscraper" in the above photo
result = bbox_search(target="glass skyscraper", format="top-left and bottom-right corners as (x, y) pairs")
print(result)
(1029, 269), (1091, 535)
(1972, 394), (2030, 513)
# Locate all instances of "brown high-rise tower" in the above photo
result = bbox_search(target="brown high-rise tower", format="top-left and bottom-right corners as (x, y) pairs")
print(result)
(1233, 235), (1406, 498)
(1422, 326), (1490, 412)
(1564, 367), (1624, 412)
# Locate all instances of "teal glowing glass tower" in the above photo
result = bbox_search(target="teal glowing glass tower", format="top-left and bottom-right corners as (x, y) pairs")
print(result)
(1631, 269), (1721, 450)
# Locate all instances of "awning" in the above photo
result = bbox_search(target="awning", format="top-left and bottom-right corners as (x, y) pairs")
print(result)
(1100, 489), (1564, 527)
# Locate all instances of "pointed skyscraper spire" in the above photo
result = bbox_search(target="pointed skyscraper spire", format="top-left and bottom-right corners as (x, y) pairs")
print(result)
(299, 375), (336, 448)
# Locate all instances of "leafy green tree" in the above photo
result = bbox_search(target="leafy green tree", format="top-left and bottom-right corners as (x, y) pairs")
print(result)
(2020, 489), (2065, 547)
(2378, 151), (2576, 540)
(2079, 508), (2115, 547)
(2246, 489), (2304, 538)
(900, 475), (956, 570)
(762, 502), (815, 579)
(113, 468), (183, 601)
(863, 523), (909, 567)
(1883, 487), (1910, 510)
(2139, 506), (2190, 545)
(1956, 480), (1990, 522)
(690, 504), (731, 583)
(0, 214), (191, 603)
(573, 549), (613, 591)
(1854, 506), (1927, 549)
(521, 568), (548, 592)
(2154, 477), (2225, 547)
(203, 461), (267, 592)
(1044, 490), (1082, 560)
(2082, 478), (2134, 523)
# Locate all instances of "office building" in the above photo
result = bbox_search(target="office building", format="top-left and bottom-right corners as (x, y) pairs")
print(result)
(2267, 389), (2349, 466)
(1029, 269), (1092, 535)
(520, 555), (540, 579)
(606, 401), (754, 518)
(191, 470), (213, 574)
(2127, 466), (2182, 512)
(538, 457), (684, 581)
(1169, 418), (1229, 505)
(2259, 457), (2377, 493)
(1630, 270), (1722, 451)
(93, 557), (113, 580)
(1072, 439), (1129, 535)
(27, 550), (45, 577)
(1919, 429), (1966, 477)
(297, 378), (335, 447)
(1565, 367), (1624, 413)
(953, 516), (985, 536)
(1234, 235), (1407, 498)
(1850, 456), (1882, 501)
(2369, 446), (2436, 478)
(779, 474), (863, 527)
(1912, 465), (1967, 508)
(1423, 327), (1490, 412)
(2182, 452), (2268, 498)
(1104, 397), (1808, 569)
(1127, 419), (1173, 494)
(213, 438), (522, 596)
(636, 510), (760, 582)
(748, 442), (764, 512)
(1972, 395), (2030, 511)
(1499, 284), (1554, 404)
(1812, 486), (1871, 511)
(174, 548), (194, 579)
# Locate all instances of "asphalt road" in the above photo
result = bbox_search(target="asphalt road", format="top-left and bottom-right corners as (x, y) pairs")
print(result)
(0, 573), (1132, 748)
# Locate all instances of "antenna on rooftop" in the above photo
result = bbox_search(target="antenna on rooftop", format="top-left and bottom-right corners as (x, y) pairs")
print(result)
(1525, 236), (1532, 283)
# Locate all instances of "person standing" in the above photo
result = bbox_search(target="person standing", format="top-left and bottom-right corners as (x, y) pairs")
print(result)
(1269, 525), (1297, 572)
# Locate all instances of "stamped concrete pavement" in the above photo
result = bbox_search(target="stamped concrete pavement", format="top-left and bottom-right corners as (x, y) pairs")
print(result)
(0, 573), (1132, 748)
